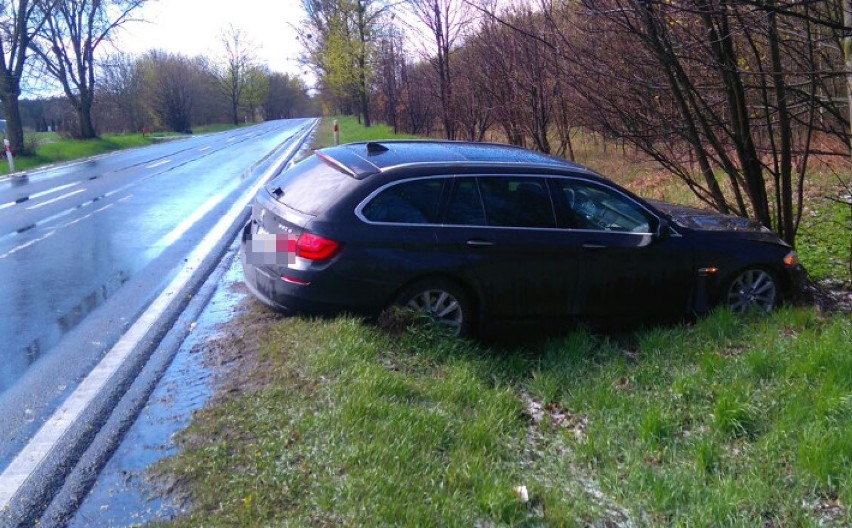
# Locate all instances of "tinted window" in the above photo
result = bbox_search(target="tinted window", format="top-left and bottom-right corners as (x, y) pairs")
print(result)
(479, 177), (555, 228)
(445, 178), (486, 226)
(267, 155), (356, 216)
(362, 179), (444, 224)
(556, 180), (652, 232)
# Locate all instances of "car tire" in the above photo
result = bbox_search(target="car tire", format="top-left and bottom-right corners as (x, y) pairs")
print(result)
(394, 278), (474, 337)
(724, 267), (779, 313)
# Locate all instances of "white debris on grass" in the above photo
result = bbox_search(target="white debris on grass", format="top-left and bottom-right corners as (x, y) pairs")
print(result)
(520, 392), (638, 528)
(514, 485), (529, 503)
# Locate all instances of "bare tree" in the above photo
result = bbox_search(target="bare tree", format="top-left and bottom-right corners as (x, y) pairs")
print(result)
(97, 52), (144, 133)
(30, 0), (145, 139)
(217, 25), (257, 125)
(0, 0), (50, 154)
(407, 0), (473, 140)
(139, 50), (205, 133)
(264, 72), (314, 119)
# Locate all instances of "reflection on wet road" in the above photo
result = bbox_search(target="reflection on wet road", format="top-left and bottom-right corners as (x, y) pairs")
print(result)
(0, 119), (308, 404)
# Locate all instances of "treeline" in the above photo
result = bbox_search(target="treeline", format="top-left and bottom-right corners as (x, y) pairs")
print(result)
(20, 51), (317, 137)
(0, 1), (316, 156)
(302, 0), (852, 245)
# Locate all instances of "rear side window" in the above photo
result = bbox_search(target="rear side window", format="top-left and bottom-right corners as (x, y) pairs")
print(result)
(479, 177), (555, 228)
(267, 155), (356, 216)
(445, 178), (486, 226)
(361, 179), (444, 224)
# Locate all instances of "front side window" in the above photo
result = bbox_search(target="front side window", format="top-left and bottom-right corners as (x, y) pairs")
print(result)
(361, 179), (444, 224)
(555, 180), (653, 233)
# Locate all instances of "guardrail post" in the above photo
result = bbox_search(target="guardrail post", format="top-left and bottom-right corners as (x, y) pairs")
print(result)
(333, 119), (340, 146)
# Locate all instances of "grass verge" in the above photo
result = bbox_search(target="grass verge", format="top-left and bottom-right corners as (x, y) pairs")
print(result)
(311, 115), (420, 150)
(2, 133), (155, 175)
(158, 308), (851, 526)
(2, 123), (252, 176)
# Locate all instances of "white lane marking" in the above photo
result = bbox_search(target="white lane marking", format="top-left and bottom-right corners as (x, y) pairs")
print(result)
(226, 137), (237, 142)
(60, 197), (127, 229)
(0, 230), (57, 259)
(197, 146), (211, 152)
(0, 182), (83, 210)
(0, 121), (316, 509)
(29, 182), (82, 201)
(25, 189), (86, 210)
(150, 187), (233, 250)
(0, 195), (132, 257)
(145, 159), (172, 169)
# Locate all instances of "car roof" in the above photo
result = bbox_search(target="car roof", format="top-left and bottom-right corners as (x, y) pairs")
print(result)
(315, 140), (593, 179)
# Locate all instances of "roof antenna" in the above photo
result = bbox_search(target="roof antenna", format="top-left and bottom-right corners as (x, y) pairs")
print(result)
(366, 142), (389, 155)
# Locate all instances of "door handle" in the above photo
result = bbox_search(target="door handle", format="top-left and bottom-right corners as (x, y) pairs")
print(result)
(466, 239), (494, 247)
(582, 243), (606, 249)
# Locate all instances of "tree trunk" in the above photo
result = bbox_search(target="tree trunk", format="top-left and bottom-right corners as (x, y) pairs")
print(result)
(78, 104), (97, 139)
(77, 88), (97, 139)
(767, 2), (795, 244)
(2, 92), (27, 155)
(359, 59), (370, 127)
(844, 0), (852, 160)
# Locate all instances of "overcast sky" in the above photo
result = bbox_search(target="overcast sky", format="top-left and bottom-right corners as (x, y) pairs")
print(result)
(117, 0), (311, 82)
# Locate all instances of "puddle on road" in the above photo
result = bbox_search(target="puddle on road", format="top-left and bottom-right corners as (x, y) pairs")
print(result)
(1, 269), (131, 393)
(69, 253), (249, 527)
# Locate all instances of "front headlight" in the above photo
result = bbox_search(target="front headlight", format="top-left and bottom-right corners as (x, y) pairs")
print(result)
(783, 251), (799, 267)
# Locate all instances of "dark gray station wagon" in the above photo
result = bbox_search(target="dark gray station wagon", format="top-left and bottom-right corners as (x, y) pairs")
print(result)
(242, 140), (802, 335)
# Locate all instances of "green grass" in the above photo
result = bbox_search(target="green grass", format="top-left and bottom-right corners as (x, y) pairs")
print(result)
(312, 115), (421, 149)
(798, 198), (852, 281)
(2, 133), (155, 175)
(191, 122), (251, 135)
(159, 308), (852, 526)
(0, 123), (255, 176)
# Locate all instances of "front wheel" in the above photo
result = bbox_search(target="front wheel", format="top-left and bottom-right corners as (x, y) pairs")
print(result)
(725, 268), (778, 313)
(394, 278), (474, 337)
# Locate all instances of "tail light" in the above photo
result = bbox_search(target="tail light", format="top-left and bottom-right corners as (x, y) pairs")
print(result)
(295, 232), (341, 261)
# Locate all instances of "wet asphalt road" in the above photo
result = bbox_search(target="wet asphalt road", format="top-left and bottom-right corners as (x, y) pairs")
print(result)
(0, 119), (312, 470)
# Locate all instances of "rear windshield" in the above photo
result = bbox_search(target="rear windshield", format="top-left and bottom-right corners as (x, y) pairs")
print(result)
(266, 155), (356, 216)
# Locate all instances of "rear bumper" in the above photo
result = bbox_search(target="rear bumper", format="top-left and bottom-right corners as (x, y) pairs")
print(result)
(240, 224), (391, 317)
(241, 254), (343, 315)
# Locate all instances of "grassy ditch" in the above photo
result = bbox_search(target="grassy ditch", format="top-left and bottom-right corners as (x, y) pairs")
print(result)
(156, 116), (851, 526)
(159, 308), (851, 526)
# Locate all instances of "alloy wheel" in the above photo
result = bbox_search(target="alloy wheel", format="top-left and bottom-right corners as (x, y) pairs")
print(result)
(406, 289), (464, 334)
(726, 269), (778, 313)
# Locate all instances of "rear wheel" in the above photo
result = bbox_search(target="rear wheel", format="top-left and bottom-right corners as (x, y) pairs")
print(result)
(725, 268), (778, 313)
(395, 278), (473, 337)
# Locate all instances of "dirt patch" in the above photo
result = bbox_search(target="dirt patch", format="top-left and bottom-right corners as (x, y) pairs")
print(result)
(196, 300), (286, 402)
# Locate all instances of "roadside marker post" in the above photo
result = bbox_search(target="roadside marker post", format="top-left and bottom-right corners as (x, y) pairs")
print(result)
(4, 139), (14, 173)
(333, 119), (340, 146)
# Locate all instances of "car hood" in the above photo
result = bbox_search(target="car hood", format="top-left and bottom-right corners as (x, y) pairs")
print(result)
(649, 200), (763, 231)
(649, 200), (787, 244)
